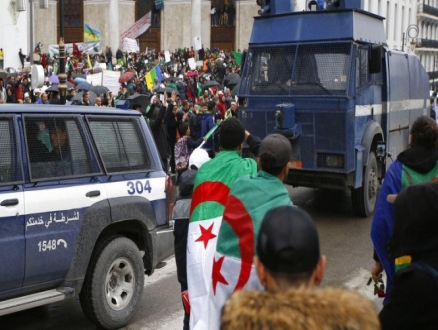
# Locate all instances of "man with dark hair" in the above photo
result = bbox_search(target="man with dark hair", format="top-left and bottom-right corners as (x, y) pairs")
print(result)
(201, 100), (216, 158)
(187, 118), (260, 329)
(255, 205), (326, 291)
(204, 134), (298, 328)
(80, 91), (91, 106)
(44, 120), (75, 177)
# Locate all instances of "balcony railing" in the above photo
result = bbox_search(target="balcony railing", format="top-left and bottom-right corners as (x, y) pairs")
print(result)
(428, 71), (438, 80)
(417, 38), (438, 49)
(419, 3), (438, 17)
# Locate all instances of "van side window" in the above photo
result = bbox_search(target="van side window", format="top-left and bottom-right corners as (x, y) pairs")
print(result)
(0, 118), (22, 185)
(87, 117), (155, 173)
(24, 116), (99, 180)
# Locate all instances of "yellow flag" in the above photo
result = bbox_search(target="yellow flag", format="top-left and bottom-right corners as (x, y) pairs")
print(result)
(87, 54), (92, 69)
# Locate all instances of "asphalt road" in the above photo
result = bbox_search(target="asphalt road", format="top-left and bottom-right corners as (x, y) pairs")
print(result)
(1, 186), (383, 330)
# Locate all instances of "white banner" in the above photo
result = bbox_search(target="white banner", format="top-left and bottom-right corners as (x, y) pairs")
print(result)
(103, 70), (121, 95)
(86, 72), (103, 86)
(121, 12), (151, 42)
(123, 38), (139, 53)
(48, 41), (102, 57)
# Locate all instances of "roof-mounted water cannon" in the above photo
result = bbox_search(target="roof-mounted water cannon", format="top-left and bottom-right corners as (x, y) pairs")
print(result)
(307, 0), (364, 11)
(256, 0), (294, 16)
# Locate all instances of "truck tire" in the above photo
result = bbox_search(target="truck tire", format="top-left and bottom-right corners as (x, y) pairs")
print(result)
(352, 151), (378, 217)
(79, 236), (144, 330)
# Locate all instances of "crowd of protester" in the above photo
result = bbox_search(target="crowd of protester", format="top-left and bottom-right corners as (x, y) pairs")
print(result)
(2, 43), (438, 330)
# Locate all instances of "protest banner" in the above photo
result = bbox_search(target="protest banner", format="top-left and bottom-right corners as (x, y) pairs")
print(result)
(49, 41), (102, 57)
(121, 12), (151, 42)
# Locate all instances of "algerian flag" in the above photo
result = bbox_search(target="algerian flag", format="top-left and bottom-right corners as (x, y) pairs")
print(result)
(209, 171), (293, 329)
(187, 151), (257, 330)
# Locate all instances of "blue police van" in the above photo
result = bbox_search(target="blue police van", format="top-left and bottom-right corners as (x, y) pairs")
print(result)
(0, 105), (174, 329)
(239, 0), (430, 216)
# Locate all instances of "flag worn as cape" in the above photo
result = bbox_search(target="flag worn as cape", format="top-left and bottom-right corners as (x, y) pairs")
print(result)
(205, 171), (293, 329)
(187, 151), (257, 330)
(145, 65), (162, 91)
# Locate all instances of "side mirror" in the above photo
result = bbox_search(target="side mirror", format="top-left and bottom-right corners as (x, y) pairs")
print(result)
(369, 45), (383, 74)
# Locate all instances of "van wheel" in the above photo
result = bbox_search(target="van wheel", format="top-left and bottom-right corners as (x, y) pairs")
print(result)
(352, 152), (378, 217)
(79, 236), (144, 330)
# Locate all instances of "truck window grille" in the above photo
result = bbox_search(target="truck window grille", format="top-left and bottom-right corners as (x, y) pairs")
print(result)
(242, 42), (352, 97)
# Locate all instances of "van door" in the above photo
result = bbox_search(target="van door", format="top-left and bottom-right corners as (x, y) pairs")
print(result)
(22, 115), (106, 286)
(0, 116), (25, 292)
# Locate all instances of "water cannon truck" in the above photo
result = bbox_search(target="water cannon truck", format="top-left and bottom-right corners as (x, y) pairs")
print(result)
(238, 0), (430, 217)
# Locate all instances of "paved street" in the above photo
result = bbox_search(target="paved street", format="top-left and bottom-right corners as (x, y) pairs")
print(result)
(1, 186), (384, 329)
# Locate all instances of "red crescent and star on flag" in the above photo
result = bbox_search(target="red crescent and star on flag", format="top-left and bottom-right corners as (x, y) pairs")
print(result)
(190, 181), (255, 296)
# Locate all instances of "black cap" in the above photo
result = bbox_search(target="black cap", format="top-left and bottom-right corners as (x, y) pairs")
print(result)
(388, 182), (438, 259)
(259, 134), (292, 168)
(257, 206), (320, 274)
(219, 118), (245, 150)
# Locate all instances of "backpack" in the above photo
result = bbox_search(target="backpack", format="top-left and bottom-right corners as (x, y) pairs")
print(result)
(174, 136), (190, 171)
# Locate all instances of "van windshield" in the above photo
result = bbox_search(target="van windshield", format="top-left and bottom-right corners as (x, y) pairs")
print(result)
(240, 42), (353, 96)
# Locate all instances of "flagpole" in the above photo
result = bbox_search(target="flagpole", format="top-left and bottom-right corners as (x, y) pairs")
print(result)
(197, 120), (223, 149)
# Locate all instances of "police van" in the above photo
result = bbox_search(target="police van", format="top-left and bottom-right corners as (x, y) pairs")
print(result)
(0, 105), (174, 329)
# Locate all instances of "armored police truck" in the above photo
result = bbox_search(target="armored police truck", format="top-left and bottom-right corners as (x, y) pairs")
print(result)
(238, 0), (430, 216)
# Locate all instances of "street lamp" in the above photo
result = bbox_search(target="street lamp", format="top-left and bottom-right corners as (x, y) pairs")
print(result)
(434, 56), (437, 92)
(402, 24), (419, 52)
(58, 0), (67, 105)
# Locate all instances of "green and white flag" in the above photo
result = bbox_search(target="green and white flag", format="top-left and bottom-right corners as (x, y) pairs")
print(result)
(187, 151), (257, 329)
(210, 171), (293, 329)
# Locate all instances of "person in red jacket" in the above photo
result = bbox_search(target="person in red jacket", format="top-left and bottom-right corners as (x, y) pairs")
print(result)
(217, 91), (226, 119)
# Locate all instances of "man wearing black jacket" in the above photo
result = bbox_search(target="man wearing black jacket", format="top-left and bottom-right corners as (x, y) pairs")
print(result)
(379, 182), (438, 330)
(148, 93), (171, 172)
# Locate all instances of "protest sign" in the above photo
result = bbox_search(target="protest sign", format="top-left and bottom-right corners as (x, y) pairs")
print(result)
(103, 70), (121, 95)
(164, 51), (171, 63)
(86, 72), (103, 86)
(123, 38), (139, 53)
(188, 58), (196, 70)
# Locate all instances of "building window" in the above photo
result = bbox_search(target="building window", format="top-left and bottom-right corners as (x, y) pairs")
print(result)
(211, 0), (236, 27)
(63, 0), (82, 27)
